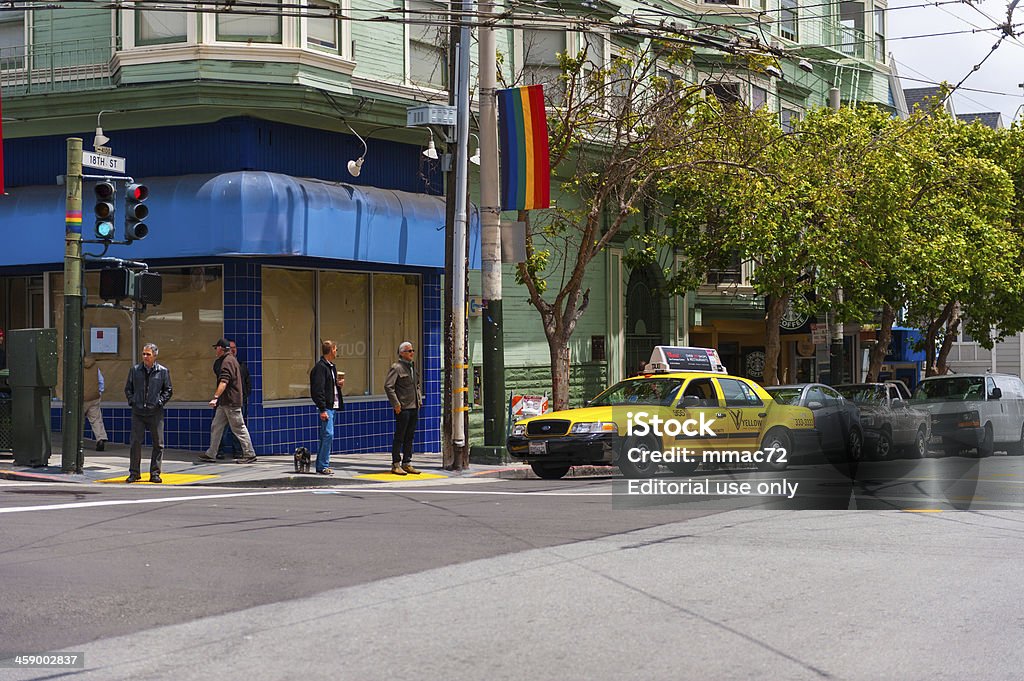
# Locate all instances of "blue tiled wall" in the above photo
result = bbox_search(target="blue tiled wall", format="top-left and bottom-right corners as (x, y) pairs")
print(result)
(57, 264), (443, 457)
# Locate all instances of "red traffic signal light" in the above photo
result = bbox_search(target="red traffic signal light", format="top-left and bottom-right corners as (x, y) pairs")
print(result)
(127, 184), (148, 201)
(125, 183), (149, 241)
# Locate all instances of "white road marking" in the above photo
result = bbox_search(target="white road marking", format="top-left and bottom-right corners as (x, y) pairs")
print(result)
(0, 484), (615, 514)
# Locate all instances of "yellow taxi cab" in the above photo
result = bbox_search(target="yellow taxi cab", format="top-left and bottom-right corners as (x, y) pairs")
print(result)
(506, 347), (818, 479)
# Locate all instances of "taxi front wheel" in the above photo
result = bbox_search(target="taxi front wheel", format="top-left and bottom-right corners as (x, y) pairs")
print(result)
(617, 435), (662, 479)
(757, 428), (791, 472)
(530, 462), (571, 480)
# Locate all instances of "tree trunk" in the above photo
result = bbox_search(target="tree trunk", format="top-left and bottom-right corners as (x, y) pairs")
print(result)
(925, 302), (955, 376)
(936, 302), (961, 376)
(763, 294), (788, 386)
(866, 304), (897, 382)
(550, 338), (571, 411)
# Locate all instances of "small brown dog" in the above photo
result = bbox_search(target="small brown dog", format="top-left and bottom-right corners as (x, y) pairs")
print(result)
(294, 447), (311, 473)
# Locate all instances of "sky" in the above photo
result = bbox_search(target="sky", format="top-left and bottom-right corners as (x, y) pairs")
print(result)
(888, 0), (1024, 125)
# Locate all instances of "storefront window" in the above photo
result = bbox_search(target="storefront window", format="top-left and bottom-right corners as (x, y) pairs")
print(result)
(319, 271), (369, 396)
(51, 273), (135, 401)
(371, 274), (421, 394)
(263, 267), (420, 401)
(262, 267), (316, 400)
(137, 267), (224, 401)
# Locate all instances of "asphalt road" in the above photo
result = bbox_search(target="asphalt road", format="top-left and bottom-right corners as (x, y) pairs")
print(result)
(2, 456), (1023, 680)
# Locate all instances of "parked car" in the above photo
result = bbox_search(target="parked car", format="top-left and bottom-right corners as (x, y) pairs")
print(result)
(507, 348), (821, 479)
(764, 383), (864, 462)
(910, 373), (1024, 457)
(836, 383), (931, 459)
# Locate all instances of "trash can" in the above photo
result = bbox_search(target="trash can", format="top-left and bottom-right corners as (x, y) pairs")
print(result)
(9, 329), (58, 467)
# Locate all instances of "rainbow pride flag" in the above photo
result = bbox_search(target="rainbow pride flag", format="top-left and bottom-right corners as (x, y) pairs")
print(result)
(497, 85), (550, 210)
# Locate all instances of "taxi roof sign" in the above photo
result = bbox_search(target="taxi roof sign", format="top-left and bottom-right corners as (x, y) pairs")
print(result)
(646, 346), (728, 374)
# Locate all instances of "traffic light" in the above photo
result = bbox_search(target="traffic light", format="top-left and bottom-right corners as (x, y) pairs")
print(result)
(94, 181), (116, 241)
(125, 183), (149, 241)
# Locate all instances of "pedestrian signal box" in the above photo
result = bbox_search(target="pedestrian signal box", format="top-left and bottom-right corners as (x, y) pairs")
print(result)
(98, 268), (162, 306)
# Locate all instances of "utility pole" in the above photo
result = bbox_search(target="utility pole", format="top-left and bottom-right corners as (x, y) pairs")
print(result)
(828, 87), (845, 386)
(478, 0), (506, 455)
(446, 0), (473, 468)
(441, 17), (458, 469)
(62, 138), (85, 473)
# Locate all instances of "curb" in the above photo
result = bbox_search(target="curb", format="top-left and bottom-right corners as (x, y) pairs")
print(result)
(0, 469), (88, 484)
(470, 464), (620, 480)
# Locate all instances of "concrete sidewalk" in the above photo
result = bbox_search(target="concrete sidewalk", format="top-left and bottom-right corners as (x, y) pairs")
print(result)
(0, 438), (549, 487)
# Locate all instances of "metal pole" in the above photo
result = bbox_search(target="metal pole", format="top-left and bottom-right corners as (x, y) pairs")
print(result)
(451, 0), (472, 453)
(62, 138), (84, 473)
(828, 88), (845, 386)
(479, 0), (505, 448)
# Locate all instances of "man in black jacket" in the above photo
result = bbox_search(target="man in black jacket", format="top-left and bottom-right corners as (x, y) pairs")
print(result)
(124, 343), (173, 483)
(309, 340), (345, 475)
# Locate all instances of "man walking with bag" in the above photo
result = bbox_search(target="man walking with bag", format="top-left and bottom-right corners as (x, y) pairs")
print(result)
(83, 355), (108, 451)
(199, 338), (257, 464)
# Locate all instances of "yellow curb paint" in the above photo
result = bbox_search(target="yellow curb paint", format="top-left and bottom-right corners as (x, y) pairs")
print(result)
(902, 509), (944, 513)
(356, 473), (447, 481)
(96, 473), (219, 485)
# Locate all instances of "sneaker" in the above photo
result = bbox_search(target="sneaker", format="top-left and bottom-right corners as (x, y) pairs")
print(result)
(235, 456), (257, 464)
(96, 440), (106, 452)
(149, 473), (162, 484)
(125, 474), (142, 483)
(390, 464), (407, 476)
(317, 468), (334, 476)
(215, 454), (226, 460)
(197, 454), (217, 463)
(401, 465), (422, 475)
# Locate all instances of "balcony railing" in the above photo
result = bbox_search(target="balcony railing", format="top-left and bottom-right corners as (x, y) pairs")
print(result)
(0, 37), (116, 96)
(824, 17), (875, 61)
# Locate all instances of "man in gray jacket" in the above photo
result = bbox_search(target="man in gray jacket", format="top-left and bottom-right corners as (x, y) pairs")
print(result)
(383, 341), (424, 476)
(124, 343), (173, 483)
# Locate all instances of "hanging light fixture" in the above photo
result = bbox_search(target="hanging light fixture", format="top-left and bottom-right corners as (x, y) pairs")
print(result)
(93, 110), (113, 149)
(423, 128), (439, 160)
(346, 124), (368, 177)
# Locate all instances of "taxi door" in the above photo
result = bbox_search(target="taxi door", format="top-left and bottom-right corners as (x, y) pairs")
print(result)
(665, 377), (723, 459)
(713, 377), (768, 452)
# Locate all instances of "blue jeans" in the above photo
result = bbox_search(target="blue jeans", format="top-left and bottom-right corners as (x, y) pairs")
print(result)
(317, 409), (335, 471)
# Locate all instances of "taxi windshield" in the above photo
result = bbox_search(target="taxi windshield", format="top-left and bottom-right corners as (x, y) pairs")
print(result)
(589, 378), (684, 407)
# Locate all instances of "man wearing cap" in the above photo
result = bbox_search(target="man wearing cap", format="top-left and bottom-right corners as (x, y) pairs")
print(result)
(198, 338), (257, 464)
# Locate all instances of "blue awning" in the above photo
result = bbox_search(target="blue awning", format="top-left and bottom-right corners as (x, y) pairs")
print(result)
(0, 171), (480, 269)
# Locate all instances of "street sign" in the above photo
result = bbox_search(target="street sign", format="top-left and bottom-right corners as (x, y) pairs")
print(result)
(82, 151), (126, 174)
(811, 323), (828, 344)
